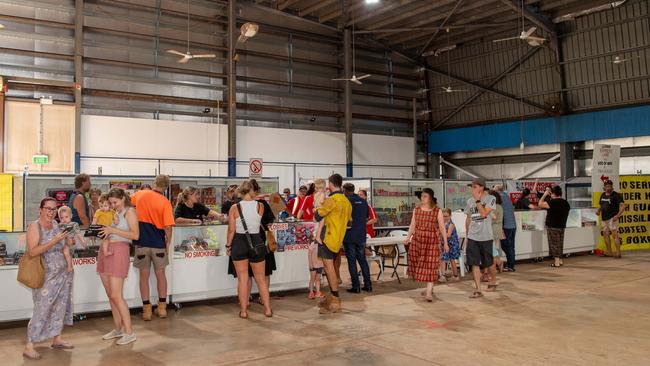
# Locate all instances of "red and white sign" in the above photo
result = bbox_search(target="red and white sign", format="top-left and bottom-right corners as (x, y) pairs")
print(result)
(73, 257), (97, 266)
(184, 250), (217, 259)
(249, 158), (263, 178)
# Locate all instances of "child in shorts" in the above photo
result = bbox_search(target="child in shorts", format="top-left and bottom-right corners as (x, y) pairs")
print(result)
(57, 206), (86, 272)
(308, 179), (327, 299)
(93, 194), (118, 257)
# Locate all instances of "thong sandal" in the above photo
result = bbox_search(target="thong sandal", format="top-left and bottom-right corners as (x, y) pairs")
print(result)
(238, 311), (248, 319)
(265, 310), (274, 318)
(549, 263), (561, 268)
(469, 291), (483, 299)
(486, 284), (498, 292)
(51, 342), (74, 350)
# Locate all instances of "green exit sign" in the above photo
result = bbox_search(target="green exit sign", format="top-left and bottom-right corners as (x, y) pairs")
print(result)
(32, 155), (49, 164)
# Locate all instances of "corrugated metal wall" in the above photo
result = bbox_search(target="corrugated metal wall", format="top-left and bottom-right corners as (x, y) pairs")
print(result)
(427, 0), (650, 129)
(0, 0), (425, 137)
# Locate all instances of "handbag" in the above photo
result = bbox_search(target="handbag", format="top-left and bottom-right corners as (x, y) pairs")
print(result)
(236, 203), (267, 258)
(17, 223), (46, 289)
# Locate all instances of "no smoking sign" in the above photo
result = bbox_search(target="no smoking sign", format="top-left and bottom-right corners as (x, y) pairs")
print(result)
(249, 158), (263, 178)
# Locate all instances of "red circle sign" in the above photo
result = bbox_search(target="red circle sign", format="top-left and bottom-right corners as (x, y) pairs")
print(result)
(250, 159), (262, 174)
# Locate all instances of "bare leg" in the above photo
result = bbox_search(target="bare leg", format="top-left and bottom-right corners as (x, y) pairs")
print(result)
(471, 266), (482, 292)
(139, 268), (151, 303)
(488, 265), (497, 287)
(315, 271), (322, 294)
(251, 261), (272, 315)
(109, 277), (133, 334)
(334, 252), (342, 284)
(613, 231), (622, 257)
(451, 260), (458, 278)
(603, 230), (613, 255)
(100, 273), (122, 331)
(233, 260), (251, 315)
(425, 282), (434, 300)
(322, 258), (339, 293)
(154, 268), (167, 300)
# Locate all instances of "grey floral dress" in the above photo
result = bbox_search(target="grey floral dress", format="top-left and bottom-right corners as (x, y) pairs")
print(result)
(26, 221), (73, 343)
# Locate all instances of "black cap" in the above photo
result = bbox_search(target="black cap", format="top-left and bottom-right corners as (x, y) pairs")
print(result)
(415, 187), (435, 200)
(468, 177), (486, 187)
(603, 179), (613, 186)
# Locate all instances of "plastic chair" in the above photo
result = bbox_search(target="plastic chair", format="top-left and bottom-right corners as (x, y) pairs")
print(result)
(381, 230), (407, 283)
(365, 234), (384, 280)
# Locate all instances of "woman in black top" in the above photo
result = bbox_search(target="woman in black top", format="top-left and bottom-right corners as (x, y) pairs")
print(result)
(539, 186), (571, 267)
(174, 186), (224, 225)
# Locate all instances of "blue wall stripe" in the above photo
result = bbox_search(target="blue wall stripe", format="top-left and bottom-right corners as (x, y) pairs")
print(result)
(429, 105), (650, 153)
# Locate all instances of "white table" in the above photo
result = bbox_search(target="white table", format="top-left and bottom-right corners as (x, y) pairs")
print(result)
(366, 236), (407, 283)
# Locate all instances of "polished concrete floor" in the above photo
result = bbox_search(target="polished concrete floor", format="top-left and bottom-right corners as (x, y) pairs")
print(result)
(2, 251), (650, 366)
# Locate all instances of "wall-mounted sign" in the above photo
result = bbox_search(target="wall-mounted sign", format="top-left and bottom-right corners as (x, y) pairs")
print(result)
(32, 154), (49, 165)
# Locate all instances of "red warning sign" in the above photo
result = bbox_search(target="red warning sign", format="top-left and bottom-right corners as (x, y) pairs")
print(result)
(249, 158), (263, 178)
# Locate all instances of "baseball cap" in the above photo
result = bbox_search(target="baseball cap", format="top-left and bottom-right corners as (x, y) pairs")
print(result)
(603, 179), (613, 186)
(468, 177), (486, 187)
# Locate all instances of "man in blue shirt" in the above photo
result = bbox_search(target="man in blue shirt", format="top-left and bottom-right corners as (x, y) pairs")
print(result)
(494, 184), (517, 271)
(342, 183), (372, 293)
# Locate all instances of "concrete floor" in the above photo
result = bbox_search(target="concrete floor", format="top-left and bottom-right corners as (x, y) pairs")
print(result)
(1, 251), (650, 366)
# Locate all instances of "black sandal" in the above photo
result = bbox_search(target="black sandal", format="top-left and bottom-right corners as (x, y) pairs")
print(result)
(486, 284), (498, 292)
(469, 291), (483, 298)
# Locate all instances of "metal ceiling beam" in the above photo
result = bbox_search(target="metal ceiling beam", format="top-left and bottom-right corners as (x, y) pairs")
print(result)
(354, 23), (512, 34)
(497, 0), (556, 35)
(346, 0), (416, 26)
(319, 0), (364, 23)
(419, 0), (464, 55)
(432, 46), (545, 129)
(364, 0), (457, 31)
(278, 0), (302, 10)
(299, 0), (336, 17)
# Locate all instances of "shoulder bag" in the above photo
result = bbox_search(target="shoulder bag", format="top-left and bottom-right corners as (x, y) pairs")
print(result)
(17, 223), (46, 289)
(236, 203), (268, 258)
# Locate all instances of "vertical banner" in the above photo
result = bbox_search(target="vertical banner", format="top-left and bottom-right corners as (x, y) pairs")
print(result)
(0, 174), (13, 231)
(601, 175), (650, 251)
(591, 144), (621, 206)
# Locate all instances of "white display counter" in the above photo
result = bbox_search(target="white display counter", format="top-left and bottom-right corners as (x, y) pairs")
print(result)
(0, 223), (311, 322)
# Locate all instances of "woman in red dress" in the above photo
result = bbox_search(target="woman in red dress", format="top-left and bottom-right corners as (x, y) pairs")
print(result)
(405, 188), (449, 302)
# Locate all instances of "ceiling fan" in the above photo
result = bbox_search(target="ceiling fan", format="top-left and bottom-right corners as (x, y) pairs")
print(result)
(493, 1), (546, 47)
(493, 26), (546, 46)
(332, 17), (371, 85)
(166, 0), (216, 63)
(438, 32), (467, 93)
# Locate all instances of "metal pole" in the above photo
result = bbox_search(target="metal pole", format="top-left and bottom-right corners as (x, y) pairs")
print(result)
(412, 97), (417, 178)
(513, 153), (561, 180)
(74, 0), (83, 173)
(440, 157), (480, 179)
(227, 0), (237, 177)
(344, 27), (353, 177)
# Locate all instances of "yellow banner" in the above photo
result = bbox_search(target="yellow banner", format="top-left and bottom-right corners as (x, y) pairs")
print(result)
(0, 174), (13, 231)
(594, 175), (650, 251)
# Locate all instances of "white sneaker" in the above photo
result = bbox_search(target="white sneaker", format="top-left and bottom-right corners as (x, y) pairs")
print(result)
(116, 332), (137, 345)
(102, 329), (124, 340)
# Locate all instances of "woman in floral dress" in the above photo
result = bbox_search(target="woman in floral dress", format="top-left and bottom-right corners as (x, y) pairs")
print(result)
(405, 188), (449, 302)
(23, 197), (74, 360)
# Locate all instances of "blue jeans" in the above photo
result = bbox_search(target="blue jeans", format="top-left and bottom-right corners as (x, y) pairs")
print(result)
(344, 241), (371, 289)
(501, 228), (517, 269)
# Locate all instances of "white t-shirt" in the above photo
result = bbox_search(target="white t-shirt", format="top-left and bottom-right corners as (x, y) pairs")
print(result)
(465, 194), (497, 241)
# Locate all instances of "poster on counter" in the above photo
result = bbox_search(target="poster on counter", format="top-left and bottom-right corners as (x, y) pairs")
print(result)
(591, 144), (621, 203)
(271, 222), (314, 251)
(505, 180), (562, 205)
(596, 175), (650, 251)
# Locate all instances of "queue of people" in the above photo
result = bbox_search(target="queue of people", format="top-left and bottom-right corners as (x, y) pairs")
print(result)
(21, 172), (624, 360)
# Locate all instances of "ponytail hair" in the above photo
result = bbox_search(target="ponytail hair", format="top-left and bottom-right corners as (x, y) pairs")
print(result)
(176, 186), (200, 208)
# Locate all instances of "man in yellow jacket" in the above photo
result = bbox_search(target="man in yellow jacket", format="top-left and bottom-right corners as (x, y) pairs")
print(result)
(315, 173), (352, 314)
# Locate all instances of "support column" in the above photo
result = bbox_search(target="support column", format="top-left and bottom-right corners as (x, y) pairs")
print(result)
(560, 142), (575, 181)
(428, 153), (441, 179)
(227, 0), (237, 177)
(74, 0), (83, 173)
(344, 27), (353, 177)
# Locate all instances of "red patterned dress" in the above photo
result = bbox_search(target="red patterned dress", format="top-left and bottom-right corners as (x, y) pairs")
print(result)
(408, 206), (442, 283)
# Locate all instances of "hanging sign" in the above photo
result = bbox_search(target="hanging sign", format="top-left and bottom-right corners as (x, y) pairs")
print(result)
(32, 154), (49, 165)
(591, 144), (620, 206)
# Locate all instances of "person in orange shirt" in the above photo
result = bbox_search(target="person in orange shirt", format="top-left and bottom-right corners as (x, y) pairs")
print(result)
(131, 175), (175, 321)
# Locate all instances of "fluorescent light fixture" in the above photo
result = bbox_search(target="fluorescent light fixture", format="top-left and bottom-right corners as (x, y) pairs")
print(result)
(39, 96), (53, 105)
(365, 0), (380, 4)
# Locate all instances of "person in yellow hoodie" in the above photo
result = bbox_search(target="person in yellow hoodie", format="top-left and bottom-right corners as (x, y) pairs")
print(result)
(314, 173), (352, 314)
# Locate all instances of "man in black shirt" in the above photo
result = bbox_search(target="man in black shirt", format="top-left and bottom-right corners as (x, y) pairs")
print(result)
(221, 185), (240, 216)
(597, 180), (625, 258)
(539, 186), (571, 267)
(515, 188), (536, 210)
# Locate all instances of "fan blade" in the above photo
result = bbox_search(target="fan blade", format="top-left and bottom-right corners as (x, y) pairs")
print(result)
(167, 50), (187, 56)
(441, 87), (451, 92)
(356, 74), (371, 80)
(527, 36), (546, 42)
(450, 89), (468, 92)
(192, 54), (217, 59)
(493, 37), (519, 43)
(524, 27), (537, 38)
(351, 78), (363, 85)
(331, 78), (350, 81)
(177, 56), (192, 64)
